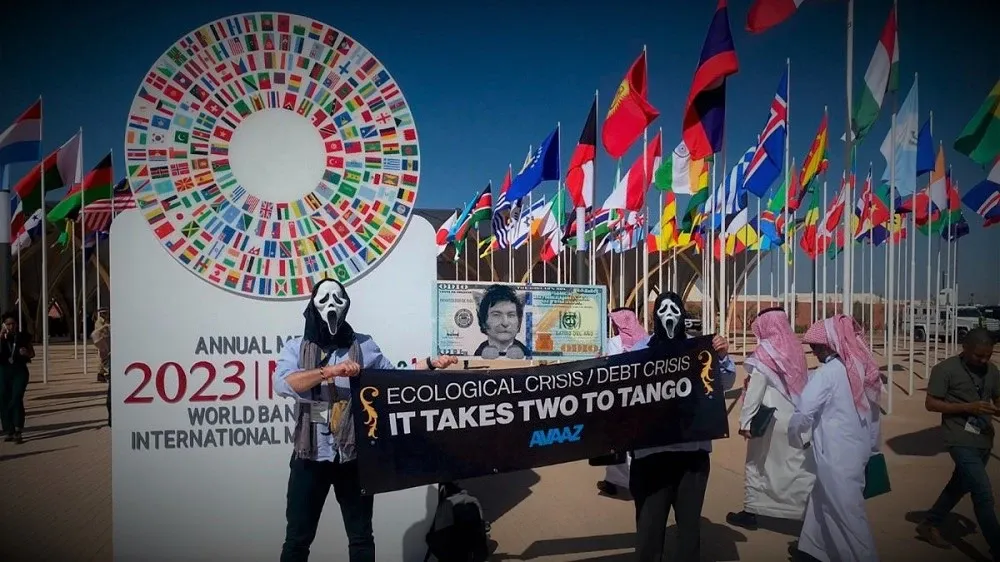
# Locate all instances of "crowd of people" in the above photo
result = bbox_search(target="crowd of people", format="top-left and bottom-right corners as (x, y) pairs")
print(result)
(2, 278), (996, 561)
(593, 304), (997, 562)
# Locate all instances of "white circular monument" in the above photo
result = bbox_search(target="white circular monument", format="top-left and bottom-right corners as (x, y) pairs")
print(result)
(124, 13), (421, 299)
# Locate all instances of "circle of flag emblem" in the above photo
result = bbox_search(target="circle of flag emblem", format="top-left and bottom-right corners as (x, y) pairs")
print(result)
(124, 13), (420, 299)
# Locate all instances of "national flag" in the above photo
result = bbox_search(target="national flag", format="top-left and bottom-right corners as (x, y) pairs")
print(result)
(852, 8), (899, 141)
(711, 145), (754, 223)
(798, 187), (821, 258)
(10, 192), (42, 253)
(601, 131), (663, 212)
(683, 0), (739, 160)
(743, 69), (788, 197)
(653, 141), (704, 195)
(491, 164), (515, 248)
(655, 191), (679, 250)
(916, 120), (935, 176)
(817, 174), (849, 255)
(538, 227), (564, 263)
(566, 99), (597, 208)
(602, 51), (659, 159)
(799, 112), (829, 189)
(13, 131), (83, 217)
(879, 79), (918, 195)
(504, 127), (560, 203)
(0, 99), (42, 175)
(962, 156), (1000, 222)
(746, 0), (806, 34)
(48, 152), (115, 223)
(928, 146), (949, 212)
(953, 79), (1000, 166)
(509, 196), (549, 250)
(534, 187), (569, 239)
(467, 183), (493, 228)
(82, 178), (137, 233)
(435, 210), (458, 256)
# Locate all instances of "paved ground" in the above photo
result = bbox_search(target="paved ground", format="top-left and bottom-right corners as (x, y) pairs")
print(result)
(0, 340), (996, 561)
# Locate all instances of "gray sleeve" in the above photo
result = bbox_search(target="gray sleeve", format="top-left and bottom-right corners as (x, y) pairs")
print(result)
(926, 362), (950, 399)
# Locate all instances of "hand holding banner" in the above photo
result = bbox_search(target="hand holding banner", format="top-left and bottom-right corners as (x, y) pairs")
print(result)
(351, 335), (730, 495)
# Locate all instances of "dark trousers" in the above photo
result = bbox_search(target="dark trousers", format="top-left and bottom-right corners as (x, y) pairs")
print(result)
(629, 450), (711, 562)
(0, 364), (29, 434)
(280, 456), (375, 562)
(926, 446), (1000, 558)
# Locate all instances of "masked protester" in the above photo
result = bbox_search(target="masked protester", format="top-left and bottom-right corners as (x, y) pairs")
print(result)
(790, 315), (882, 562)
(274, 279), (456, 562)
(628, 292), (736, 562)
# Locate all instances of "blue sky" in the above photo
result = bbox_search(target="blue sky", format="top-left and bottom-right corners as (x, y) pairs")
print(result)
(2, 0), (998, 303)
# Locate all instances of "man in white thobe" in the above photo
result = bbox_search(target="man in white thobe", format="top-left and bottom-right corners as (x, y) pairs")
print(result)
(728, 307), (815, 530)
(789, 315), (882, 562)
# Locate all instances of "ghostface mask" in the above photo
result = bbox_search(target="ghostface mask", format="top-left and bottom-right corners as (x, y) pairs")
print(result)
(312, 279), (350, 336)
(653, 292), (686, 340)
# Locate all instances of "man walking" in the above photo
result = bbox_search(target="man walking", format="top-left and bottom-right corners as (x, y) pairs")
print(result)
(917, 328), (999, 561)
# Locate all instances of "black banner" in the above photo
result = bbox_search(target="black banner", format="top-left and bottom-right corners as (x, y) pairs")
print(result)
(350, 335), (730, 495)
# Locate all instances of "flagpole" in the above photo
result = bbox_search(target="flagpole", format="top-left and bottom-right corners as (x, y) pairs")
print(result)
(80, 220), (88, 382)
(577, 91), (596, 287)
(756, 199), (762, 327)
(922, 112), (935, 379)
(39, 103), (49, 384)
(842, 0), (855, 315)
(72, 219), (78, 359)
(886, 112), (896, 414)
(16, 242), (22, 327)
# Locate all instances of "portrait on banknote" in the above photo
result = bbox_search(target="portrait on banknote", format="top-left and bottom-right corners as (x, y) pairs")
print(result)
(434, 282), (607, 360)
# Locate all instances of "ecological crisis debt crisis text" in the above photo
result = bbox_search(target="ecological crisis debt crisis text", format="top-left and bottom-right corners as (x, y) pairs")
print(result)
(379, 354), (695, 437)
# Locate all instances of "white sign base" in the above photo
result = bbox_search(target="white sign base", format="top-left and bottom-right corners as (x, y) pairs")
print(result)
(111, 210), (438, 561)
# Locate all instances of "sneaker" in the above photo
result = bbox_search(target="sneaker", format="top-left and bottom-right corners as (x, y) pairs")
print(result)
(726, 510), (759, 530)
(3, 433), (13, 442)
(13, 431), (23, 445)
(596, 480), (619, 496)
(916, 521), (951, 549)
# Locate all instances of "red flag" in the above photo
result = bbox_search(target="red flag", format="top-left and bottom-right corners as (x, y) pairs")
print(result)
(747, 0), (806, 34)
(566, 99), (597, 209)
(601, 50), (660, 159)
(683, 0), (740, 160)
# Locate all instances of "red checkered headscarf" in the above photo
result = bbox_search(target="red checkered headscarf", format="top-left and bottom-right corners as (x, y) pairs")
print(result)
(745, 308), (808, 400)
(803, 315), (883, 416)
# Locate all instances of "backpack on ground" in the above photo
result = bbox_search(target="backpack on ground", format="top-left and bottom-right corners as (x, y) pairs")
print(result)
(424, 482), (490, 562)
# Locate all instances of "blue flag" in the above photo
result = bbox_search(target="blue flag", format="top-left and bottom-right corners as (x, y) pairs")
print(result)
(743, 69), (788, 198)
(916, 120), (934, 176)
(504, 127), (560, 203)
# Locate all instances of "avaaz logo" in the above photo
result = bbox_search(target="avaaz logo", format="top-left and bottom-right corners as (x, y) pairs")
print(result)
(528, 424), (584, 447)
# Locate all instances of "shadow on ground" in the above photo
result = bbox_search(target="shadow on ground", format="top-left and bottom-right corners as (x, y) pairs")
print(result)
(886, 427), (946, 457)
(461, 469), (542, 524)
(905, 511), (991, 562)
(492, 517), (747, 561)
(0, 446), (75, 462)
(33, 389), (106, 401)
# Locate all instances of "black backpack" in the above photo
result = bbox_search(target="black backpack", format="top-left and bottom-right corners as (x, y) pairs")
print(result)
(424, 482), (490, 562)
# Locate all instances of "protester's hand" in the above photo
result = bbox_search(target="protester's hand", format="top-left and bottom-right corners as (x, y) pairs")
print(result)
(738, 429), (752, 440)
(324, 361), (361, 379)
(17, 347), (28, 357)
(966, 401), (999, 416)
(431, 355), (458, 369)
(712, 335), (729, 357)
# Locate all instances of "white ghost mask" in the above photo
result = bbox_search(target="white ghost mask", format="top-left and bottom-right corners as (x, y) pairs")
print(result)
(656, 298), (683, 339)
(312, 280), (350, 336)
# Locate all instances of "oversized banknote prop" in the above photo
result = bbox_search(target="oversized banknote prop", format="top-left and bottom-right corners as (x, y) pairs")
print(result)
(350, 335), (730, 494)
